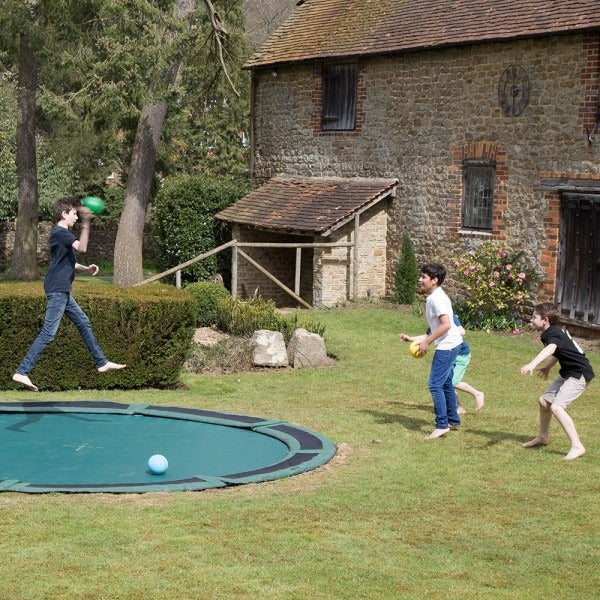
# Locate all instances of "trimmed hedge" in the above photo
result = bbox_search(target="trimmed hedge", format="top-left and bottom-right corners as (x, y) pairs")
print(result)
(0, 281), (196, 391)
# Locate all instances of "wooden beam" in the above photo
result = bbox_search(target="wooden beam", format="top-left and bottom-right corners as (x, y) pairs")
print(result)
(133, 239), (237, 287)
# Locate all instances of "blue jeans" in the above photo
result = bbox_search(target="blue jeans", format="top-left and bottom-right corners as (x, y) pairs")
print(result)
(428, 345), (461, 429)
(16, 292), (107, 374)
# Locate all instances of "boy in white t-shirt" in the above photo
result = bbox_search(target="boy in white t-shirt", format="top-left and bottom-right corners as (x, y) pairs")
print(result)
(399, 263), (463, 439)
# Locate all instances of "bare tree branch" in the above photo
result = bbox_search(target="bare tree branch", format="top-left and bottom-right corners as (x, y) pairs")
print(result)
(203, 0), (240, 97)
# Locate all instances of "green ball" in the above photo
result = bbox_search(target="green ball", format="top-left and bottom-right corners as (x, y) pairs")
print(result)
(82, 196), (105, 215)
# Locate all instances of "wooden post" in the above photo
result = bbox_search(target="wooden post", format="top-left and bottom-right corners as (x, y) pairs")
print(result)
(231, 244), (238, 299)
(353, 213), (359, 300)
(175, 270), (181, 289)
(295, 247), (302, 295)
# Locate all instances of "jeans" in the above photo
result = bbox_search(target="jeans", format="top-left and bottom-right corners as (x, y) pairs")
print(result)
(16, 292), (107, 374)
(428, 345), (461, 429)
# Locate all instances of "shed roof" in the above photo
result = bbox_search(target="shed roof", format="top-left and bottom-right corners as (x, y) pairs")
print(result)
(245, 0), (600, 69)
(216, 176), (398, 236)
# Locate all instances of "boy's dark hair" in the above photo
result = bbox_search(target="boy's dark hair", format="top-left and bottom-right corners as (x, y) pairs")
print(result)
(52, 197), (80, 223)
(534, 302), (561, 325)
(420, 263), (446, 285)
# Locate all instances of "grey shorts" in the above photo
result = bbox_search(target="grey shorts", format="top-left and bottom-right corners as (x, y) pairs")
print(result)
(542, 375), (588, 409)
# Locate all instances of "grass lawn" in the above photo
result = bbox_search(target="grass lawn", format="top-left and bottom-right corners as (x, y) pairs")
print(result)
(0, 307), (598, 599)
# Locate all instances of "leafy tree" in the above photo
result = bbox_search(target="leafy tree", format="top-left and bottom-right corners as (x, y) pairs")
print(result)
(1, 0), (250, 284)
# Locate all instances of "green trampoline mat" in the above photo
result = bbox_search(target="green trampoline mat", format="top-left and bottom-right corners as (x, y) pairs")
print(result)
(0, 401), (336, 493)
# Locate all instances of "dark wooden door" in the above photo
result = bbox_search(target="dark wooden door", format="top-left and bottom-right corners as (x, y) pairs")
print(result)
(556, 193), (600, 325)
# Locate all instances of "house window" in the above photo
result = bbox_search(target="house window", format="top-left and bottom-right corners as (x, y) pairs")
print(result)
(322, 64), (357, 131)
(462, 161), (495, 230)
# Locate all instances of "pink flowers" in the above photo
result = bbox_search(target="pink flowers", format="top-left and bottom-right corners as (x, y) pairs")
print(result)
(513, 328), (521, 335)
(506, 264), (512, 271)
(518, 272), (526, 280)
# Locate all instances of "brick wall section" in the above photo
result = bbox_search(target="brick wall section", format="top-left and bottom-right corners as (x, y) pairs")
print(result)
(251, 33), (600, 302)
(539, 190), (560, 301)
(580, 33), (600, 135)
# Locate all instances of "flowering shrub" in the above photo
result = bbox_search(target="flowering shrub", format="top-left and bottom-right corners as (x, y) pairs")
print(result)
(452, 242), (542, 331)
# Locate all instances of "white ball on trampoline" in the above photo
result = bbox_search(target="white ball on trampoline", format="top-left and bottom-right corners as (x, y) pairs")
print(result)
(147, 454), (168, 475)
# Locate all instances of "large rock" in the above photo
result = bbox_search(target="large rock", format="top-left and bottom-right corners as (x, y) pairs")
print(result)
(251, 330), (289, 367)
(287, 328), (328, 368)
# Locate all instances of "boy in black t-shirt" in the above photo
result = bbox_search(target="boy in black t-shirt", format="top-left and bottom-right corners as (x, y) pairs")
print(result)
(12, 197), (125, 392)
(520, 303), (594, 460)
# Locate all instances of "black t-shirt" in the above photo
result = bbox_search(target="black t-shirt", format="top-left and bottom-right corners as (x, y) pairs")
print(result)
(541, 324), (595, 382)
(44, 226), (77, 293)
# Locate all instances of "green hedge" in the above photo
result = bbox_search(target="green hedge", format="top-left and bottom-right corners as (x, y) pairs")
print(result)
(0, 281), (196, 391)
(152, 173), (252, 285)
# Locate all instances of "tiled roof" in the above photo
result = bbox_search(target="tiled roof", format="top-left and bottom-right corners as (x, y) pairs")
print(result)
(216, 176), (398, 235)
(246, 0), (600, 68)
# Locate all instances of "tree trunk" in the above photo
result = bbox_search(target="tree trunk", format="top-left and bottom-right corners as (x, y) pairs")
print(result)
(112, 0), (196, 287)
(11, 34), (39, 281)
(113, 101), (168, 286)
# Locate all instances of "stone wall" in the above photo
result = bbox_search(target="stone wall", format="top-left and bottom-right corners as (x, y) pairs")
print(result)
(315, 201), (388, 306)
(0, 221), (154, 270)
(250, 33), (600, 301)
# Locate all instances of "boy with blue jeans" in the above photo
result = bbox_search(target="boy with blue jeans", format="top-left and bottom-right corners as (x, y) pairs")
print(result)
(400, 263), (463, 439)
(12, 197), (125, 392)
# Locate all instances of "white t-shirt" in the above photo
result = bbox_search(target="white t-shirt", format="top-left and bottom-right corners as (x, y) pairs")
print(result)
(425, 287), (463, 350)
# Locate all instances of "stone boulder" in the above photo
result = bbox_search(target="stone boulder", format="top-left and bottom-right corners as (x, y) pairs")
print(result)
(251, 330), (289, 367)
(287, 328), (328, 369)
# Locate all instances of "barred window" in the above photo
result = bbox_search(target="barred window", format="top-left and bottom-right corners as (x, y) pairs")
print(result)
(322, 64), (357, 131)
(462, 161), (495, 230)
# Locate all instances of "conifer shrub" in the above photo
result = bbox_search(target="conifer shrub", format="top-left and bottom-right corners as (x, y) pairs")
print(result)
(185, 281), (232, 327)
(0, 281), (195, 391)
(395, 233), (418, 305)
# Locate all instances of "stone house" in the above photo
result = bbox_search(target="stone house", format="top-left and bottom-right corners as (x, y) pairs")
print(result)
(218, 0), (600, 330)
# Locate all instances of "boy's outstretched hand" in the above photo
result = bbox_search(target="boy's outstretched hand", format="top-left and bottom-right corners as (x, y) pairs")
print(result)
(520, 363), (550, 379)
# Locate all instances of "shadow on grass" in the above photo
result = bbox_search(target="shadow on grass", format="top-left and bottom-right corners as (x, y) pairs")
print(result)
(361, 401), (565, 454)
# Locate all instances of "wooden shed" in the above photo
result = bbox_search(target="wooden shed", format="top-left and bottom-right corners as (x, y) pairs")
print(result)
(216, 176), (398, 308)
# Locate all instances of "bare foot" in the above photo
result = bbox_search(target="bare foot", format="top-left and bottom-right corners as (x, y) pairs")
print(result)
(98, 362), (126, 373)
(564, 447), (586, 461)
(475, 392), (485, 412)
(12, 373), (39, 392)
(457, 405), (466, 415)
(522, 436), (549, 448)
(427, 428), (450, 440)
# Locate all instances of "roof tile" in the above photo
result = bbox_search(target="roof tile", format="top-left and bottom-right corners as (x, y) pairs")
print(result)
(246, 0), (600, 68)
(216, 176), (398, 235)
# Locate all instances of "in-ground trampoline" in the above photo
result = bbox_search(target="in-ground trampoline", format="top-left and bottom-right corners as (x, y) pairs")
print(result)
(0, 401), (336, 493)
